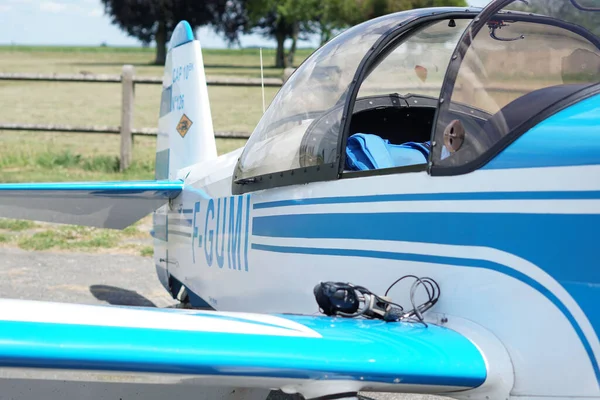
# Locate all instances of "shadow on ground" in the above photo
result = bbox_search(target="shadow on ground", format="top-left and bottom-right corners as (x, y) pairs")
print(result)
(89, 284), (157, 307)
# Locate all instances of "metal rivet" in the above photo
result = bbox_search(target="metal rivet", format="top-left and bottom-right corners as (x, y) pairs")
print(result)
(440, 98), (445, 103)
(452, 55), (458, 60)
(432, 141), (437, 146)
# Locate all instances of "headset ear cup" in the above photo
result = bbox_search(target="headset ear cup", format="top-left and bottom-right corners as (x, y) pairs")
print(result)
(313, 282), (360, 315)
(313, 283), (335, 315)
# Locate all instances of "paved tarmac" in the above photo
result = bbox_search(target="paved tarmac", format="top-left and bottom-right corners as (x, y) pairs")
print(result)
(0, 247), (176, 308)
(0, 247), (446, 400)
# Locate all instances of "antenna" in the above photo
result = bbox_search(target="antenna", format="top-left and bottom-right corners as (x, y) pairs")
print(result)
(260, 48), (265, 114)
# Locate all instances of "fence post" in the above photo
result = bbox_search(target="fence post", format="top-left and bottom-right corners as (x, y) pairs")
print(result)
(120, 65), (135, 171)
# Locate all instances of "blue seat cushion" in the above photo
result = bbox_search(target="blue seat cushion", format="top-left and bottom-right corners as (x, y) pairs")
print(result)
(345, 133), (430, 171)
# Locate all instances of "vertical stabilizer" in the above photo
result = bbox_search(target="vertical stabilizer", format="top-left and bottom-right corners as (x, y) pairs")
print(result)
(156, 21), (217, 180)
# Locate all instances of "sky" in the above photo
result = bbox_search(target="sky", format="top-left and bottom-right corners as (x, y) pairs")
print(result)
(0, 0), (492, 48)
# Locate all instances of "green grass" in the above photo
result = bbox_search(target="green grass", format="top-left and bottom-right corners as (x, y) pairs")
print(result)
(140, 246), (154, 257)
(0, 46), (310, 253)
(0, 46), (303, 150)
(15, 222), (149, 252)
(0, 218), (36, 231)
(0, 45), (156, 53)
(0, 82), (280, 132)
(0, 45), (313, 78)
(0, 131), (247, 182)
(0, 45), (315, 56)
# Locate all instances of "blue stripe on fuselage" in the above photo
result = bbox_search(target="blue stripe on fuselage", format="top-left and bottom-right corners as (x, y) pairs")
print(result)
(252, 211), (600, 384)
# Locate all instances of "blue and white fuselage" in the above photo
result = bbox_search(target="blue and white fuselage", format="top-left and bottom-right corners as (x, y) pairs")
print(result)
(162, 147), (600, 398)
(0, 0), (599, 399)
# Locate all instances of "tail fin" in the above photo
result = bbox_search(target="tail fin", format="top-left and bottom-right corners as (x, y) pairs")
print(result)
(156, 21), (217, 181)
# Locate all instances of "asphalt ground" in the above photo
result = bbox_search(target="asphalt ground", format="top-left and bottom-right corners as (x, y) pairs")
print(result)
(0, 247), (175, 308)
(0, 247), (445, 400)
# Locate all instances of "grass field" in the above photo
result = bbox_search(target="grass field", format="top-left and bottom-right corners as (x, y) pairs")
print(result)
(0, 45), (314, 255)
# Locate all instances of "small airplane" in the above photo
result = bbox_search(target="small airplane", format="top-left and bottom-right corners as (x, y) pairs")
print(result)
(0, 0), (599, 399)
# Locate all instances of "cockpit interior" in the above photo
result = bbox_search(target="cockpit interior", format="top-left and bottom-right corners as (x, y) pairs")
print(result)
(343, 12), (600, 172)
(233, 0), (600, 193)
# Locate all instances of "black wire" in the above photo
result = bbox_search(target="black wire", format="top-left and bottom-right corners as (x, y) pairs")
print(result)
(385, 275), (440, 325)
(385, 275), (418, 296)
(385, 275), (435, 300)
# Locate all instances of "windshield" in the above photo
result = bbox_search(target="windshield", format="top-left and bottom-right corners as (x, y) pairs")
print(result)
(358, 18), (472, 100)
(432, 0), (600, 170)
(236, 9), (474, 180)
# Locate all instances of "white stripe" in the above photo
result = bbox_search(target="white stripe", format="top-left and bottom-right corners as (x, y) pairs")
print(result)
(253, 199), (600, 217)
(251, 165), (600, 205)
(0, 300), (321, 338)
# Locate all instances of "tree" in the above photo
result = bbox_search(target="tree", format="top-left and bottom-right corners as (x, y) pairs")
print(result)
(351, 0), (469, 23)
(315, 0), (362, 45)
(218, 0), (321, 68)
(218, 0), (467, 68)
(100, 0), (229, 65)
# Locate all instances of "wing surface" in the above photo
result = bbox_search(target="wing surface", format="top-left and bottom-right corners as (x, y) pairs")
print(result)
(0, 299), (486, 395)
(0, 181), (182, 229)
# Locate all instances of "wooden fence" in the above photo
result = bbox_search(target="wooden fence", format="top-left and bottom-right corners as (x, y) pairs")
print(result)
(1, 65), (535, 171)
(0, 65), (283, 171)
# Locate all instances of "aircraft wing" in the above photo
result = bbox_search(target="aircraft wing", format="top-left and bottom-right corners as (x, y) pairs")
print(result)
(0, 181), (183, 229)
(0, 299), (487, 397)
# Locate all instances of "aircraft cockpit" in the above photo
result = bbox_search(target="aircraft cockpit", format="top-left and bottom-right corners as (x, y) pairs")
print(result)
(232, 0), (600, 193)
